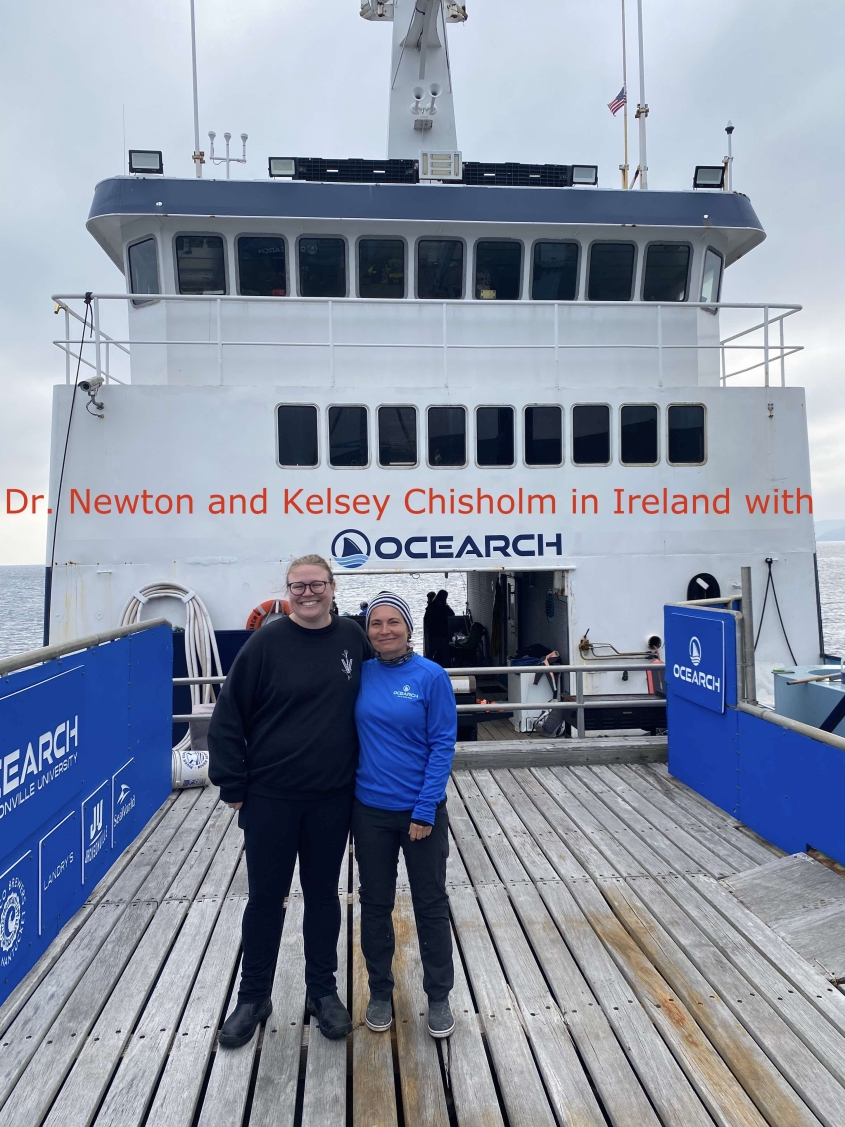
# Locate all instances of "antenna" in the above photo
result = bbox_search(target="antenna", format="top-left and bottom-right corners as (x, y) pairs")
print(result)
(724, 121), (734, 191)
(190, 0), (204, 177)
(634, 0), (648, 189)
(208, 132), (249, 179)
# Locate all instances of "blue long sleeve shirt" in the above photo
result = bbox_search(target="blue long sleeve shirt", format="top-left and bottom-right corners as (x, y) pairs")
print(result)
(354, 655), (457, 825)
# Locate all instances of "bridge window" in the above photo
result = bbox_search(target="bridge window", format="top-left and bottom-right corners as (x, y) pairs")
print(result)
(572, 404), (611, 464)
(474, 240), (522, 300)
(328, 405), (368, 467)
(668, 405), (706, 464)
(417, 240), (464, 299)
(175, 235), (227, 295)
(621, 404), (659, 464)
(127, 238), (159, 305)
(378, 405), (417, 466)
(643, 244), (690, 302)
(531, 241), (579, 300)
(587, 242), (635, 301)
(237, 236), (287, 296)
(277, 405), (318, 466)
(701, 248), (723, 305)
(299, 238), (346, 297)
(427, 405), (466, 467)
(477, 407), (515, 466)
(359, 239), (405, 298)
(524, 405), (562, 465)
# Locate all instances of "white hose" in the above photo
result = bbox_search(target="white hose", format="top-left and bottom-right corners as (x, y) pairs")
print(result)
(120, 583), (223, 788)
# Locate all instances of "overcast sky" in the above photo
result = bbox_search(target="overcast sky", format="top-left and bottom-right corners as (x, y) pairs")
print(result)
(0, 0), (842, 564)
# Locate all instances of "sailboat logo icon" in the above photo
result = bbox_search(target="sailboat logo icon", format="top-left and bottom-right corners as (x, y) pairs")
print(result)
(689, 637), (702, 667)
(331, 529), (371, 570)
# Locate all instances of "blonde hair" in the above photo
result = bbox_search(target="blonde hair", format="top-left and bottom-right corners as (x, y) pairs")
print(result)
(286, 554), (335, 584)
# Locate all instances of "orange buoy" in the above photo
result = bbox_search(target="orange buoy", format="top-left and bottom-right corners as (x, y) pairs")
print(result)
(245, 598), (290, 630)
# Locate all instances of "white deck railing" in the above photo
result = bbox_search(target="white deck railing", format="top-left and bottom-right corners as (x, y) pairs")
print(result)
(51, 293), (802, 389)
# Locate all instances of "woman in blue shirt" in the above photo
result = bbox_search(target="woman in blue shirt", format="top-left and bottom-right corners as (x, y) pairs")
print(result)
(353, 591), (457, 1039)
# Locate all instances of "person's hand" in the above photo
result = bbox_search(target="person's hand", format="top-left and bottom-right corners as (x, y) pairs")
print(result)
(226, 801), (243, 811)
(409, 822), (432, 841)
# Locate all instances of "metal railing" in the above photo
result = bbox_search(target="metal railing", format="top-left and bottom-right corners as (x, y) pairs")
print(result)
(173, 661), (666, 740)
(0, 618), (171, 679)
(52, 293), (802, 389)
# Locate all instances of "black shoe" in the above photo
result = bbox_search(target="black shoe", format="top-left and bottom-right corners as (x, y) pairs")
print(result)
(306, 991), (353, 1040)
(365, 997), (393, 1032)
(218, 998), (272, 1049)
(427, 998), (455, 1039)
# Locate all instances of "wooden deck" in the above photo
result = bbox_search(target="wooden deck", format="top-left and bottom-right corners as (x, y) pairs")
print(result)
(4, 763), (845, 1126)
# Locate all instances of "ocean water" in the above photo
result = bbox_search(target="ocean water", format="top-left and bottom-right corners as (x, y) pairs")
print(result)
(2, 547), (844, 661)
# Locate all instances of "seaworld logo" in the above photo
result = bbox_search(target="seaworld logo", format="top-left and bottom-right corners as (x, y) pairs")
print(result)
(332, 529), (371, 570)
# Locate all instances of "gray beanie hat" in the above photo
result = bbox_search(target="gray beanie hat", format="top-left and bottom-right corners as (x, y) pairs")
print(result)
(365, 591), (414, 635)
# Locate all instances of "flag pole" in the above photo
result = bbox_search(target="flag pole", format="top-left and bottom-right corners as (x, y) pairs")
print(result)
(621, 0), (629, 189)
(635, 0), (648, 189)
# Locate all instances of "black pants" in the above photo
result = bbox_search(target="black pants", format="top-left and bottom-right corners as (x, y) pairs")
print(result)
(353, 799), (453, 1002)
(238, 791), (352, 1003)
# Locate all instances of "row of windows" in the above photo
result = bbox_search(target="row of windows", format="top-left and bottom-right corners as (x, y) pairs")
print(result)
(277, 404), (707, 468)
(128, 234), (725, 305)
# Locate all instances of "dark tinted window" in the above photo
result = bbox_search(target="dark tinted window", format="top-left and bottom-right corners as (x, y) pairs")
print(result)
(621, 405), (658, 464)
(277, 405), (318, 466)
(299, 238), (346, 297)
(417, 240), (463, 299)
(588, 243), (635, 301)
(328, 405), (368, 467)
(378, 406), (417, 466)
(531, 241), (579, 300)
(428, 406), (466, 466)
(359, 239), (405, 298)
(668, 405), (706, 464)
(238, 237), (287, 296)
(572, 404), (610, 464)
(701, 248), (723, 304)
(128, 238), (159, 301)
(475, 241), (522, 300)
(524, 405), (562, 465)
(175, 235), (226, 295)
(477, 407), (514, 466)
(643, 244), (690, 302)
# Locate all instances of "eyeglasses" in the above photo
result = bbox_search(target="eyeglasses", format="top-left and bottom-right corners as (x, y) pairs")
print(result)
(287, 580), (330, 595)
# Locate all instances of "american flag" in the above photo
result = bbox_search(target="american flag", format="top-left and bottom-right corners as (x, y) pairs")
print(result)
(608, 86), (627, 116)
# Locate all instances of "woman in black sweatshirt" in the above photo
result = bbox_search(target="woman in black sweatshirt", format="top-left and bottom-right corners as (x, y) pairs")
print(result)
(209, 554), (371, 1047)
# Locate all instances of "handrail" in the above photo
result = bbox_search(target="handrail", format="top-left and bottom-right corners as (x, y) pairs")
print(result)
(0, 618), (171, 679)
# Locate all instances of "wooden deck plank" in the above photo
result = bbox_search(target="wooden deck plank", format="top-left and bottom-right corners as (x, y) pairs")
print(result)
(194, 959), (259, 1127)
(723, 854), (845, 927)
(777, 903), (845, 983)
(454, 735), (667, 769)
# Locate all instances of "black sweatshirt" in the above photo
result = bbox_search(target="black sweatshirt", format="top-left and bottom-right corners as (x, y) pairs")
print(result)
(208, 616), (373, 803)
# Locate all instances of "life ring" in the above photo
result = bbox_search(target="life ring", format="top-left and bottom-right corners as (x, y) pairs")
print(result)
(245, 598), (290, 630)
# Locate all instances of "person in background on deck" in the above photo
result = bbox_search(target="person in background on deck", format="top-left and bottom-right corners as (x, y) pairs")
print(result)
(208, 554), (371, 1048)
(353, 591), (457, 1040)
(423, 588), (454, 667)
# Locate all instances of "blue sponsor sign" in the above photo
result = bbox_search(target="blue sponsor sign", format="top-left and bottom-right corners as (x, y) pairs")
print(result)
(665, 610), (727, 714)
(0, 624), (172, 1005)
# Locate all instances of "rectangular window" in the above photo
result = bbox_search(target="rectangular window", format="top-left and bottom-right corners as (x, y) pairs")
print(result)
(427, 406), (466, 467)
(175, 235), (226, 295)
(524, 405), (562, 465)
(277, 405), (318, 466)
(642, 244), (690, 302)
(328, 405), (368, 467)
(417, 240), (464, 299)
(572, 404), (610, 465)
(477, 406), (515, 466)
(238, 236), (287, 296)
(378, 405), (417, 466)
(531, 241), (579, 300)
(299, 238), (346, 297)
(359, 239), (405, 298)
(668, 405), (706, 464)
(587, 242), (635, 301)
(127, 238), (159, 303)
(620, 405), (658, 464)
(701, 248), (723, 304)
(474, 240), (522, 300)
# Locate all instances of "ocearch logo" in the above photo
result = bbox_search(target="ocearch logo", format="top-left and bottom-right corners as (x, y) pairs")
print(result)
(673, 633), (720, 694)
(689, 637), (702, 667)
(331, 529), (371, 570)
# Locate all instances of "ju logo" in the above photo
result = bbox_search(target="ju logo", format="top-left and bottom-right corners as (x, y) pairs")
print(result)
(331, 529), (371, 570)
(89, 800), (104, 842)
(82, 782), (110, 882)
(689, 637), (702, 667)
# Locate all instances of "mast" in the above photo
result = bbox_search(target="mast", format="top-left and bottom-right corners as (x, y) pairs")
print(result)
(620, 0), (629, 189)
(634, 0), (648, 188)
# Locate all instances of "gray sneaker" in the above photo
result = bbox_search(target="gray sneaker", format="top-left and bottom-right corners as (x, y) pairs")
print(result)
(365, 997), (393, 1032)
(427, 998), (455, 1039)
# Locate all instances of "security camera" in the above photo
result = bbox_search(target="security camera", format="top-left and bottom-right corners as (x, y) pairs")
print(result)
(78, 375), (104, 393)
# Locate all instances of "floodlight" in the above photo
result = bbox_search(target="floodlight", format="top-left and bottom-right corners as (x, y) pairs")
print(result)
(693, 165), (725, 189)
(571, 164), (598, 186)
(128, 150), (163, 175)
(269, 157), (296, 178)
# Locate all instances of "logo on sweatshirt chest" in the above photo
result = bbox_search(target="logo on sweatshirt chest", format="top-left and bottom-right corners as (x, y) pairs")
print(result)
(393, 684), (420, 700)
(341, 650), (354, 680)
